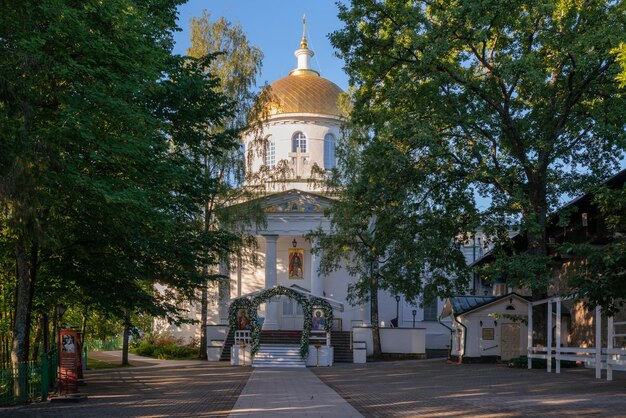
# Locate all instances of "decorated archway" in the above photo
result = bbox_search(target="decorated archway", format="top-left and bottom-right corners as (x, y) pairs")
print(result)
(228, 285), (334, 358)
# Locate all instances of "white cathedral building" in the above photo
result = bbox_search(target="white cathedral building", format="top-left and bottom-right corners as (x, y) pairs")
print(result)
(156, 27), (491, 358)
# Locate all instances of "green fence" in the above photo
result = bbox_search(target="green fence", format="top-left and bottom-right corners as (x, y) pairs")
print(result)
(0, 348), (57, 406)
(84, 339), (121, 351)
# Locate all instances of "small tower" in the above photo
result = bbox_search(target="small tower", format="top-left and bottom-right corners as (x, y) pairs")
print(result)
(290, 15), (319, 76)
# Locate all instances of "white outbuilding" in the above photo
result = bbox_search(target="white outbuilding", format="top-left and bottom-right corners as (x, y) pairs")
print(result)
(441, 293), (530, 362)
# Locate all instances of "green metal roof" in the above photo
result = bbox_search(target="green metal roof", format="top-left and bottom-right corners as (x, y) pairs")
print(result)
(450, 295), (498, 315)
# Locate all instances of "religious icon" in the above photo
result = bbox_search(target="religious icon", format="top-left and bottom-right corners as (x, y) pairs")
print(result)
(312, 309), (325, 331)
(62, 334), (75, 353)
(288, 248), (304, 279)
(237, 309), (250, 330)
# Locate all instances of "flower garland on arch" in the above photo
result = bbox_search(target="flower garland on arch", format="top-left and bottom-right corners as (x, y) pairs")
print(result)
(228, 286), (334, 358)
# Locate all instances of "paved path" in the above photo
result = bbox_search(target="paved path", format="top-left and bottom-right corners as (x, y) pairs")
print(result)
(0, 354), (251, 417)
(313, 359), (626, 417)
(4, 353), (626, 417)
(229, 368), (362, 417)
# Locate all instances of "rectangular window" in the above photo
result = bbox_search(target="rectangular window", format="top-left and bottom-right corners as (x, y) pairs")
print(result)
(282, 299), (293, 315)
(482, 328), (495, 340)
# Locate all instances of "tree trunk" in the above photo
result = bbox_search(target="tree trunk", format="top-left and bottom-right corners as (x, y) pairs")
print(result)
(122, 309), (131, 366)
(370, 272), (382, 359)
(11, 235), (36, 399)
(199, 201), (211, 360)
(199, 277), (208, 360)
(30, 317), (41, 362)
(527, 179), (550, 344)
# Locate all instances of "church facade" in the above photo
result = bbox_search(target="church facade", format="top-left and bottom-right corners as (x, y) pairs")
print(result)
(156, 28), (485, 352)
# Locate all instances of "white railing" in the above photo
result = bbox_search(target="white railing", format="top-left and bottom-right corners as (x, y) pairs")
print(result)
(528, 297), (626, 380)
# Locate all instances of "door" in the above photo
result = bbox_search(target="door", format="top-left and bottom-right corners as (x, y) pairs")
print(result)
(501, 323), (521, 360)
(280, 298), (304, 330)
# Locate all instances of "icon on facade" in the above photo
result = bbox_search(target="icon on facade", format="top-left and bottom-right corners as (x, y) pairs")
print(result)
(288, 248), (304, 280)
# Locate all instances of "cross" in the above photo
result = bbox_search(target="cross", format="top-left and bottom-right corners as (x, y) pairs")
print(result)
(288, 146), (309, 179)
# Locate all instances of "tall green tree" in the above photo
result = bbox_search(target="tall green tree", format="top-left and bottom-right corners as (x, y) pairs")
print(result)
(331, 0), (626, 303)
(312, 118), (476, 357)
(0, 0), (237, 377)
(186, 11), (264, 359)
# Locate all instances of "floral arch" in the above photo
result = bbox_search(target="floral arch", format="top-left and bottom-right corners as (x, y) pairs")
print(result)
(228, 285), (334, 358)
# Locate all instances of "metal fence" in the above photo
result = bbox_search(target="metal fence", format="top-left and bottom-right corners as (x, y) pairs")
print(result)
(84, 339), (121, 351)
(0, 348), (57, 406)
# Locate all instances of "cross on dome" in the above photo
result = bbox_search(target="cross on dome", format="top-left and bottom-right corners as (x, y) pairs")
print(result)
(290, 15), (319, 77)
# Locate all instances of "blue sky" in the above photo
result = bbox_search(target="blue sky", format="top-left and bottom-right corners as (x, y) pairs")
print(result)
(173, 1), (349, 90)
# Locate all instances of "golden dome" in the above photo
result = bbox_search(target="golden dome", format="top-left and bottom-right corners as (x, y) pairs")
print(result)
(268, 73), (343, 117)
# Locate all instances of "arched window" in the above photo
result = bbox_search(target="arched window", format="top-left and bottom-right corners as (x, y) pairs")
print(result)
(264, 136), (275, 168)
(292, 131), (307, 153)
(324, 133), (336, 169)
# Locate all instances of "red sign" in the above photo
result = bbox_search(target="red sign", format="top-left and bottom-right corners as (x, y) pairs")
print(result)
(59, 330), (79, 393)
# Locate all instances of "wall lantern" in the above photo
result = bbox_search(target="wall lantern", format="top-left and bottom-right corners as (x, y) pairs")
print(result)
(292, 238), (297, 248)
(480, 320), (483, 327)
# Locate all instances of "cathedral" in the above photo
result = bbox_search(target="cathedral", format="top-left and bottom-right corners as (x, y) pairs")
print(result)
(156, 25), (480, 358)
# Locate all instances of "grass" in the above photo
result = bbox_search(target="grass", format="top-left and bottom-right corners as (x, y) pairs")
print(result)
(86, 357), (130, 370)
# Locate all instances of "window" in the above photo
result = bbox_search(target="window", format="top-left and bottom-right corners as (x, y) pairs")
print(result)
(324, 133), (336, 169)
(264, 136), (275, 168)
(282, 299), (303, 316)
(292, 131), (307, 153)
(423, 300), (439, 321)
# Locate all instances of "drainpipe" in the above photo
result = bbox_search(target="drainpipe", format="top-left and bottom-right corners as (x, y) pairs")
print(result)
(452, 313), (467, 364)
(437, 315), (454, 360)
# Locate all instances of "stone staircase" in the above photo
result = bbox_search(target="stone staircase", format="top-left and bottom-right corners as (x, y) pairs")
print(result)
(253, 344), (306, 368)
(331, 331), (353, 363)
(220, 329), (354, 364)
(218, 328), (235, 362)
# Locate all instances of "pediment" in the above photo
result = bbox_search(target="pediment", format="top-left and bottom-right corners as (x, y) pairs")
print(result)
(261, 189), (334, 214)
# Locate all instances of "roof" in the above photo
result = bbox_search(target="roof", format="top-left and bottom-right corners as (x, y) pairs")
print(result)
(441, 292), (530, 318)
(267, 74), (343, 117)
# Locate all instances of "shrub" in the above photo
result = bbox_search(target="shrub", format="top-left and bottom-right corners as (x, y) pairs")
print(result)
(508, 355), (578, 369)
(131, 333), (199, 360)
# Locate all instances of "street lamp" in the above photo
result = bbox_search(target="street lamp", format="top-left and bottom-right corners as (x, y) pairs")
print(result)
(395, 295), (401, 328)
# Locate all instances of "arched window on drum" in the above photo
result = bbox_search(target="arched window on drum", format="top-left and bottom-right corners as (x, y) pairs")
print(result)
(292, 131), (307, 153)
(264, 135), (275, 168)
(324, 133), (336, 169)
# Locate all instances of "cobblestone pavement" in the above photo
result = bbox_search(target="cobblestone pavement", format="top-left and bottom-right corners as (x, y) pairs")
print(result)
(312, 359), (626, 417)
(0, 354), (251, 417)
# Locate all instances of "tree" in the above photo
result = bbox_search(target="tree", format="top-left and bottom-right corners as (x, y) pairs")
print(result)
(331, 0), (626, 304)
(566, 185), (626, 315)
(186, 11), (264, 359)
(0, 0), (237, 379)
(311, 116), (476, 357)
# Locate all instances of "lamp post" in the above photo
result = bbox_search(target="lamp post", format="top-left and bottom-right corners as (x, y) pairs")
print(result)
(412, 309), (417, 328)
(395, 295), (401, 328)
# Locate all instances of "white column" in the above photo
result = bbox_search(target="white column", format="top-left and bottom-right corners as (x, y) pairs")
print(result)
(527, 302), (533, 369)
(263, 235), (279, 330)
(608, 315), (614, 381)
(310, 237), (323, 297)
(556, 299), (561, 373)
(218, 258), (230, 325)
(595, 305), (602, 379)
(547, 299), (552, 373)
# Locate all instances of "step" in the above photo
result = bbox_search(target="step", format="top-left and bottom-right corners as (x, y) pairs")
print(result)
(253, 344), (306, 368)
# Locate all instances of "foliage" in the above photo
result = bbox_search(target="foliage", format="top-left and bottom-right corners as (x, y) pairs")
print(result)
(131, 333), (199, 360)
(563, 186), (626, 315)
(229, 286), (333, 358)
(508, 355), (577, 369)
(185, 10), (266, 360)
(331, 0), (626, 297)
(0, 0), (239, 368)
